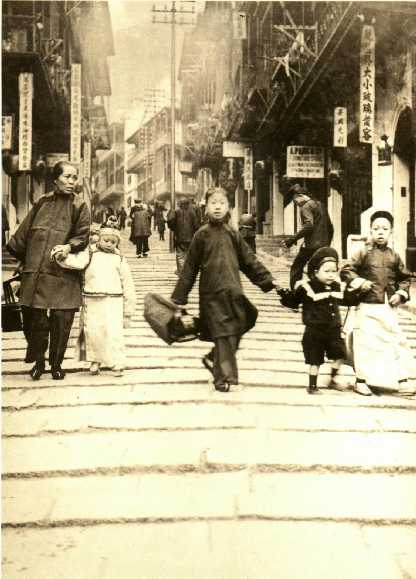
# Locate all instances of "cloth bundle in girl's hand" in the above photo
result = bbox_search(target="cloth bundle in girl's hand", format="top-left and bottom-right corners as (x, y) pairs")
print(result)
(144, 293), (200, 345)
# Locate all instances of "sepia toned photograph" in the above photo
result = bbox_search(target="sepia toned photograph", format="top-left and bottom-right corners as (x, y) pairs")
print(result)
(2, 1), (416, 577)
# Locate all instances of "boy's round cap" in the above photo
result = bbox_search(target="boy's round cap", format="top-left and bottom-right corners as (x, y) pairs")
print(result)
(307, 246), (339, 277)
(370, 210), (393, 226)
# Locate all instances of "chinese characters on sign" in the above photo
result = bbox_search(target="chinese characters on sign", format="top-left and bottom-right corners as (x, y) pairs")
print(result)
(359, 25), (375, 144)
(287, 146), (324, 178)
(71, 63), (82, 164)
(2, 116), (12, 150)
(18, 73), (33, 171)
(83, 141), (91, 179)
(244, 146), (253, 190)
(333, 107), (347, 148)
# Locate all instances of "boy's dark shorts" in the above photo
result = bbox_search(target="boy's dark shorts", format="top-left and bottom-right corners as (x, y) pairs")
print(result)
(302, 325), (345, 366)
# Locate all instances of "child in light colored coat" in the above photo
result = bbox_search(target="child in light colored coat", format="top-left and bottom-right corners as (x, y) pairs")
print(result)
(53, 226), (136, 376)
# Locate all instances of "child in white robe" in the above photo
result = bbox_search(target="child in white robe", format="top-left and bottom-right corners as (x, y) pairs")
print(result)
(54, 226), (136, 376)
(341, 211), (416, 396)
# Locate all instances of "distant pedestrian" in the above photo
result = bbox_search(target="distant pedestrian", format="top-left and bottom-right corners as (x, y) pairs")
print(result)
(7, 161), (90, 381)
(284, 184), (334, 289)
(280, 247), (358, 395)
(167, 197), (199, 274)
(341, 211), (416, 397)
(53, 226), (136, 377)
(130, 201), (151, 257)
(157, 213), (166, 241)
(239, 212), (257, 253)
(171, 187), (280, 392)
(2, 203), (10, 246)
(117, 206), (127, 230)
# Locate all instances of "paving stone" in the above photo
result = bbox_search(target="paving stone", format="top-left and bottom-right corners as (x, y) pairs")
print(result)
(240, 472), (416, 521)
(2, 471), (245, 525)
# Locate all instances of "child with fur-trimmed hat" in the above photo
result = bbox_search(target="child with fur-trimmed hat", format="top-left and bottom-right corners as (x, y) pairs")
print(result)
(53, 226), (136, 376)
(280, 247), (358, 394)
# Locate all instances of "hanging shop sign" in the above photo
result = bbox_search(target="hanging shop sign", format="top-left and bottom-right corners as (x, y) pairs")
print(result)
(359, 25), (375, 144)
(233, 11), (247, 40)
(2, 116), (13, 150)
(244, 145), (253, 190)
(70, 63), (82, 164)
(18, 73), (33, 171)
(223, 141), (246, 158)
(83, 140), (91, 179)
(333, 107), (347, 148)
(287, 146), (324, 179)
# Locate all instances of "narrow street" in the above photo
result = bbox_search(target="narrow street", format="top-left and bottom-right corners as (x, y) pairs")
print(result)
(2, 232), (416, 579)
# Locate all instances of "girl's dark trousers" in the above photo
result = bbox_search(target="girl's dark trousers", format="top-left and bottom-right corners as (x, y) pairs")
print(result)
(206, 335), (241, 386)
(22, 306), (76, 368)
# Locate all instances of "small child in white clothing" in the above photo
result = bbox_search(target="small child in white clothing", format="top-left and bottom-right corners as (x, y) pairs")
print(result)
(53, 226), (136, 376)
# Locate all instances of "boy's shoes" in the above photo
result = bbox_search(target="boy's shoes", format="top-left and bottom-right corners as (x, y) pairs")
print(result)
(353, 382), (372, 396)
(112, 366), (124, 377)
(202, 355), (214, 376)
(137, 255), (142, 258)
(327, 379), (347, 392)
(397, 382), (416, 396)
(143, 253), (148, 258)
(29, 362), (45, 381)
(215, 382), (230, 393)
(90, 362), (100, 375)
(51, 366), (66, 380)
(307, 385), (320, 395)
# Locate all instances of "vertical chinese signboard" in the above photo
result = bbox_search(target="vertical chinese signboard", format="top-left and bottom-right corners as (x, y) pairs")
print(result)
(244, 146), (253, 190)
(2, 116), (13, 150)
(333, 107), (347, 147)
(18, 73), (33, 171)
(71, 64), (82, 164)
(83, 140), (91, 179)
(359, 25), (375, 144)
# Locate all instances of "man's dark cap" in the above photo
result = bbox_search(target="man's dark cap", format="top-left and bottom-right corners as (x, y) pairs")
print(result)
(307, 246), (339, 278)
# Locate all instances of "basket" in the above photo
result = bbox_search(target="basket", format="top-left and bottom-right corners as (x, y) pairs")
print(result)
(2, 276), (23, 332)
(144, 293), (200, 345)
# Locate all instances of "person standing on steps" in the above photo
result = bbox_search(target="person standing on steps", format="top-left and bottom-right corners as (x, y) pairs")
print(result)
(167, 197), (199, 274)
(130, 200), (151, 257)
(284, 184), (334, 289)
(117, 206), (127, 230)
(6, 161), (90, 381)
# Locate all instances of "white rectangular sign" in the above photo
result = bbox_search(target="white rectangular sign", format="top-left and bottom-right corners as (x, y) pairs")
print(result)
(359, 25), (375, 144)
(287, 146), (324, 179)
(244, 146), (253, 190)
(223, 141), (246, 158)
(18, 73), (33, 171)
(333, 107), (347, 147)
(2, 116), (12, 150)
(70, 63), (82, 164)
(83, 140), (91, 179)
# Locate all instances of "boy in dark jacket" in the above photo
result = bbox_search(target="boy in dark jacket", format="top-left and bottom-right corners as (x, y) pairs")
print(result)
(171, 187), (280, 392)
(282, 247), (358, 394)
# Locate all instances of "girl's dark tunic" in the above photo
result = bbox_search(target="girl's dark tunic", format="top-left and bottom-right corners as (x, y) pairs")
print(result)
(171, 221), (274, 341)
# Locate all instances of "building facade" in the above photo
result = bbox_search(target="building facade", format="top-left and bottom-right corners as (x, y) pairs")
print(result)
(2, 0), (114, 235)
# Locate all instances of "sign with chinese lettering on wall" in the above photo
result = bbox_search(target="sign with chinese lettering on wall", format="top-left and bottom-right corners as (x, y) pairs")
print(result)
(70, 63), (82, 164)
(18, 73), (33, 171)
(233, 11), (247, 40)
(244, 146), (253, 190)
(359, 25), (375, 144)
(2, 116), (12, 150)
(83, 140), (91, 179)
(223, 141), (246, 158)
(333, 107), (347, 147)
(287, 146), (324, 178)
